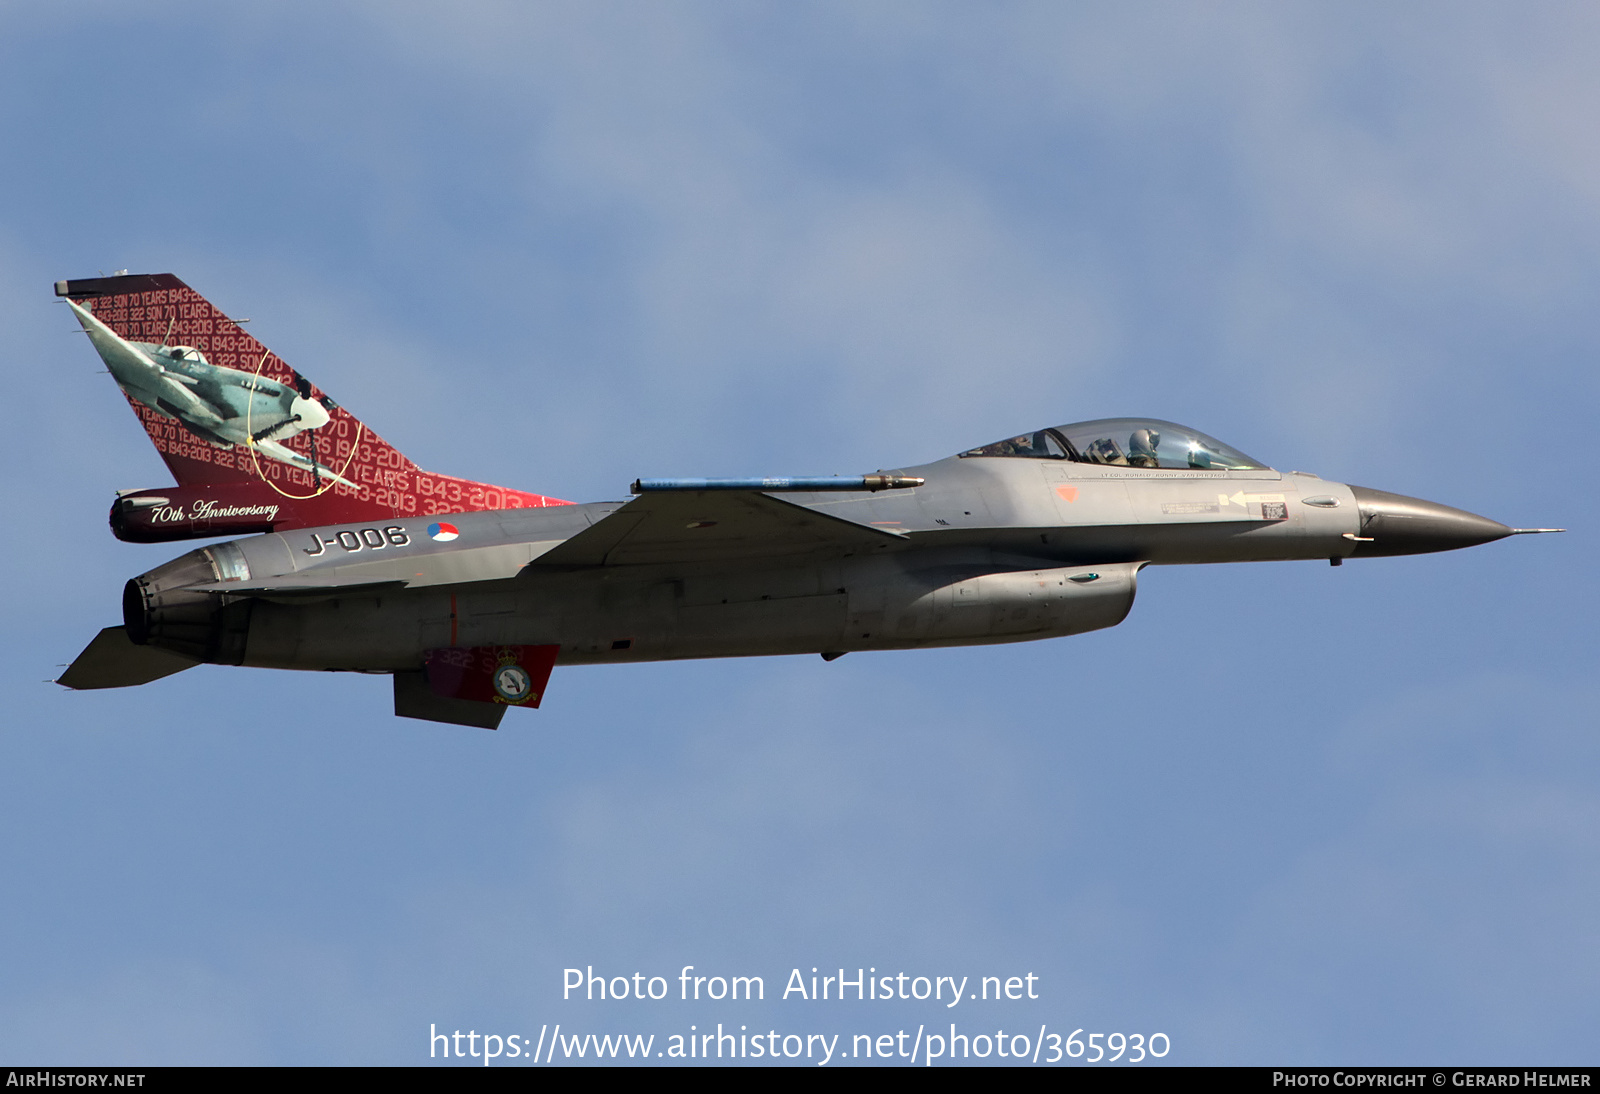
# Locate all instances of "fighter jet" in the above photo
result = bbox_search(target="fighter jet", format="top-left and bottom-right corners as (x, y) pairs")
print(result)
(56, 274), (1562, 729)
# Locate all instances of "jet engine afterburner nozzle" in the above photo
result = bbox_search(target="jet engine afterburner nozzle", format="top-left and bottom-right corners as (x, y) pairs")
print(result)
(122, 544), (253, 664)
(1345, 485), (1514, 557)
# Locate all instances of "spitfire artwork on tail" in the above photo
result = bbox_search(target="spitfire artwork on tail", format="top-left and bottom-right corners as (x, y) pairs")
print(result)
(56, 274), (1563, 729)
(66, 294), (359, 490)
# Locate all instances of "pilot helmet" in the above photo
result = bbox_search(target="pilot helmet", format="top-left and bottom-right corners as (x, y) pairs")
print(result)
(1129, 428), (1160, 459)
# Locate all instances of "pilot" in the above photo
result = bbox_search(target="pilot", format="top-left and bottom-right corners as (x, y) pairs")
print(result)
(1127, 428), (1160, 468)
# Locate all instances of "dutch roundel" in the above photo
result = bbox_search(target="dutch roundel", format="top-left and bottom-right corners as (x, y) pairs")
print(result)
(427, 522), (460, 542)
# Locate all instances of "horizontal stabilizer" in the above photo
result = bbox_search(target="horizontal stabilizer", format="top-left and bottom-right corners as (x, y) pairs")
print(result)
(532, 489), (906, 568)
(58, 626), (199, 689)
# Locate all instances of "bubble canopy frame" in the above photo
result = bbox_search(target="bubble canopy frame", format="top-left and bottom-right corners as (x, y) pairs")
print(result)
(960, 418), (1268, 471)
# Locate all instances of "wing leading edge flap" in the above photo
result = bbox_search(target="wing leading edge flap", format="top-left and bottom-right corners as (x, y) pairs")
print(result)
(529, 490), (907, 568)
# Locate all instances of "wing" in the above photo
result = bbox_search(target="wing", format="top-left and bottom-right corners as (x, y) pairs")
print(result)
(530, 490), (906, 568)
(251, 437), (360, 489)
(66, 297), (228, 425)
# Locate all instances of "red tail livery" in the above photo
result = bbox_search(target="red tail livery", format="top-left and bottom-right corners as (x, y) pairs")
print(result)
(58, 273), (568, 542)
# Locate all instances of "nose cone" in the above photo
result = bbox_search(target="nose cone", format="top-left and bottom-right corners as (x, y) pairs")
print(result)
(1347, 485), (1513, 557)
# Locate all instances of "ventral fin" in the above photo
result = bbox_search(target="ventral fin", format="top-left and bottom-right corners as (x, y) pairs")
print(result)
(419, 644), (560, 716)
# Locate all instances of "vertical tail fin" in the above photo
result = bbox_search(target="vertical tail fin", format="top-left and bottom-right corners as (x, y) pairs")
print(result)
(58, 274), (568, 542)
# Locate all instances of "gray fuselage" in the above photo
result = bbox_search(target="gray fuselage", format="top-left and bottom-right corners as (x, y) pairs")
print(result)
(125, 448), (1498, 675)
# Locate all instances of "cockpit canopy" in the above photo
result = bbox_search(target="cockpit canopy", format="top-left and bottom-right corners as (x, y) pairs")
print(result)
(159, 345), (209, 364)
(960, 418), (1268, 471)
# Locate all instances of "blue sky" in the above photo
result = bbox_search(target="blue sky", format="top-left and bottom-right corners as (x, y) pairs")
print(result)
(1, 2), (1594, 1065)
